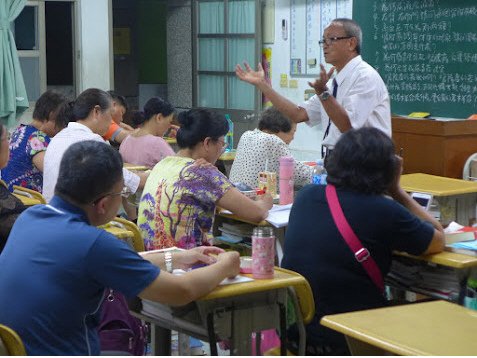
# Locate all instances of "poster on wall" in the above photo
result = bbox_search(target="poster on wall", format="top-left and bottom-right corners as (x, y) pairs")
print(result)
(262, 47), (273, 107)
(290, 0), (352, 76)
(113, 28), (131, 55)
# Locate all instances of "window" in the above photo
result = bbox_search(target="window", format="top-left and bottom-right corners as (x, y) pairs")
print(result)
(13, 0), (78, 103)
(193, 0), (260, 111)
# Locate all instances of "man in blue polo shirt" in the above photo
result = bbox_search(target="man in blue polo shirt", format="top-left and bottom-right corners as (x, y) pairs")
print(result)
(0, 140), (239, 355)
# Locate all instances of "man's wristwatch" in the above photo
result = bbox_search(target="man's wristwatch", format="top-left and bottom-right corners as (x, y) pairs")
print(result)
(164, 252), (173, 273)
(319, 90), (331, 101)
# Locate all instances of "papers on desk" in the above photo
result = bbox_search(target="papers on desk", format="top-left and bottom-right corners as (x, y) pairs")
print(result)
(265, 204), (292, 228)
(172, 269), (253, 286)
(218, 204), (292, 228)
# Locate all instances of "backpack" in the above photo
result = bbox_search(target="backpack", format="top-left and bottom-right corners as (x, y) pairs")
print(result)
(98, 289), (147, 355)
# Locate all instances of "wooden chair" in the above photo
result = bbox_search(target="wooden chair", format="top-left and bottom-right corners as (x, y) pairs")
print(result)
(0, 324), (26, 355)
(104, 217), (145, 252)
(12, 185), (46, 206)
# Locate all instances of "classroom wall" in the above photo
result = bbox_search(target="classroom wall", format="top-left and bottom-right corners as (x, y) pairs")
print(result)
(78, 0), (113, 91)
(267, 0), (354, 161)
(268, 0), (323, 161)
(167, 0), (193, 109)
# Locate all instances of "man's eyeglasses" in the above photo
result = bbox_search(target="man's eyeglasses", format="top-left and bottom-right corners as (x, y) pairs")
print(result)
(92, 187), (130, 205)
(318, 36), (353, 47)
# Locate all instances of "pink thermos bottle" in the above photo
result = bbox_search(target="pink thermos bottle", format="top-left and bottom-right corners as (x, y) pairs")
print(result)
(279, 156), (294, 205)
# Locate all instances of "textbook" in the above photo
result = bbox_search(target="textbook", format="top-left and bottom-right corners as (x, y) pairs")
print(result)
(444, 223), (477, 245)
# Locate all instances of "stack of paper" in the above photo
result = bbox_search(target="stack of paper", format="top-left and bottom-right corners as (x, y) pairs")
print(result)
(265, 204), (292, 228)
(387, 257), (461, 301)
(218, 222), (254, 243)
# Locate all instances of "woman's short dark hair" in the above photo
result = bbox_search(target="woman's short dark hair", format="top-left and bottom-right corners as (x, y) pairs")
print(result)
(258, 107), (292, 133)
(54, 101), (74, 130)
(132, 96), (175, 127)
(107, 90), (128, 112)
(32, 90), (67, 122)
(55, 140), (123, 205)
(176, 108), (228, 149)
(71, 88), (112, 122)
(326, 128), (397, 195)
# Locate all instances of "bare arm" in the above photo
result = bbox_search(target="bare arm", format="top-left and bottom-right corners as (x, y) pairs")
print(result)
(236, 62), (309, 123)
(308, 64), (352, 133)
(388, 157), (445, 255)
(113, 128), (131, 144)
(139, 250), (240, 306)
(32, 151), (45, 172)
(217, 187), (273, 223)
(136, 171), (149, 190)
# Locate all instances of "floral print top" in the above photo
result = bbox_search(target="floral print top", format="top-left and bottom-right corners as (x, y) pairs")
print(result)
(1, 125), (50, 193)
(137, 156), (233, 250)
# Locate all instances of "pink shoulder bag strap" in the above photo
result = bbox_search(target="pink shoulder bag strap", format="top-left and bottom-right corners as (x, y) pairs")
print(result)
(325, 184), (384, 292)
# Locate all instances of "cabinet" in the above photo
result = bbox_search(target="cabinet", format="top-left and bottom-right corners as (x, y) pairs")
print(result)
(392, 117), (477, 179)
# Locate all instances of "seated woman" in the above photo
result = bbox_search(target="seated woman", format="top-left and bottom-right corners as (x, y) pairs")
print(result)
(0, 124), (26, 253)
(2, 90), (67, 192)
(119, 97), (175, 168)
(229, 106), (312, 189)
(281, 127), (444, 355)
(137, 108), (273, 250)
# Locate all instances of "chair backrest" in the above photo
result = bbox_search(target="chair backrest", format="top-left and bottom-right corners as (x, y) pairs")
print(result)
(107, 217), (145, 252)
(462, 153), (477, 181)
(12, 185), (47, 205)
(0, 324), (26, 356)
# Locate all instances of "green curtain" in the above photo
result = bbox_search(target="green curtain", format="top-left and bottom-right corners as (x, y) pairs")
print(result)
(0, 0), (29, 128)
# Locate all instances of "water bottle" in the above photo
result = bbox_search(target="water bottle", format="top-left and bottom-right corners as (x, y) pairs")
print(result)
(311, 159), (327, 184)
(279, 156), (294, 205)
(224, 114), (234, 152)
(252, 227), (275, 279)
(464, 272), (477, 310)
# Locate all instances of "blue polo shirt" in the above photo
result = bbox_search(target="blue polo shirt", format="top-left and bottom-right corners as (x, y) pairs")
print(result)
(0, 196), (160, 355)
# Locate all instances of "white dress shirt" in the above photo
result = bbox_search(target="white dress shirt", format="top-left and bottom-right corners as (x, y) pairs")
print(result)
(300, 55), (391, 149)
(43, 122), (140, 202)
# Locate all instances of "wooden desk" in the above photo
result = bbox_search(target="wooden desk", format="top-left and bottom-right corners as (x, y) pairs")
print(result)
(321, 300), (477, 355)
(162, 139), (236, 163)
(164, 137), (178, 152)
(10, 185), (46, 206)
(395, 250), (477, 270)
(219, 150), (236, 162)
(13, 194), (42, 207)
(401, 173), (477, 225)
(123, 163), (149, 171)
(133, 267), (313, 356)
(164, 137), (176, 145)
(392, 116), (477, 179)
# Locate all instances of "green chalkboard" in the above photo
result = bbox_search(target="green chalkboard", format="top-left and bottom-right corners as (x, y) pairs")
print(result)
(353, 0), (477, 119)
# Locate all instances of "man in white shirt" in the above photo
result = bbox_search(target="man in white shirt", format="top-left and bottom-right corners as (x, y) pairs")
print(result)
(236, 18), (391, 159)
(43, 89), (147, 202)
